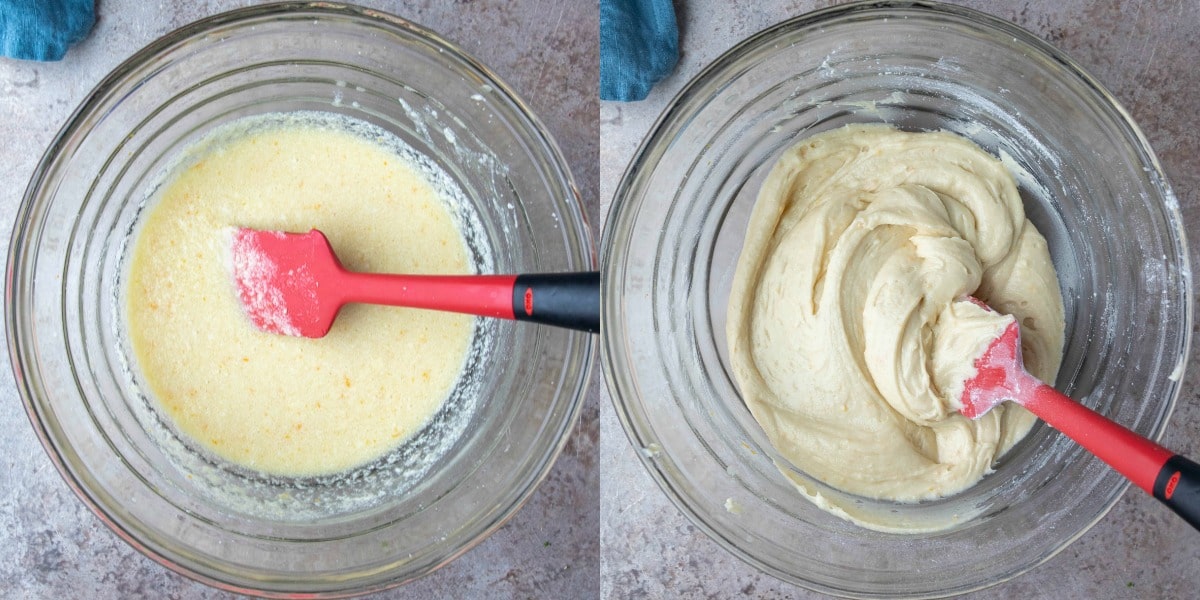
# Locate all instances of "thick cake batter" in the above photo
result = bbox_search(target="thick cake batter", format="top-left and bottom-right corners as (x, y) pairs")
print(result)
(126, 114), (474, 477)
(727, 125), (1064, 524)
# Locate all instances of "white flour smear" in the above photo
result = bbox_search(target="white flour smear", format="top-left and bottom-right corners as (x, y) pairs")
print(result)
(229, 229), (301, 337)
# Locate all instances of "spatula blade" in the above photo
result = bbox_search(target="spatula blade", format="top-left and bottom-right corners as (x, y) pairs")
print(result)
(230, 228), (340, 338)
(959, 319), (1024, 419)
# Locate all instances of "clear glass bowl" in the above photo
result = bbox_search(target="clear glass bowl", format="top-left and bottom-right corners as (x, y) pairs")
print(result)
(601, 2), (1190, 598)
(7, 3), (594, 596)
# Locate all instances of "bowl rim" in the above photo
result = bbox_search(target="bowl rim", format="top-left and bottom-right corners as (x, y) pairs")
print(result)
(600, 0), (1192, 597)
(6, 2), (596, 597)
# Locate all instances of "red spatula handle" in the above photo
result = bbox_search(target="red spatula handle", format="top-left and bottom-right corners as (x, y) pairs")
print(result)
(340, 271), (600, 333)
(342, 272), (520, 319)
(1022, 379), (1200, 530)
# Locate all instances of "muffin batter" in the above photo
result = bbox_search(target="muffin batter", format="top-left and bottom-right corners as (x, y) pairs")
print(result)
(727, 125), (1064, 513)
(126, 114), (474, 477)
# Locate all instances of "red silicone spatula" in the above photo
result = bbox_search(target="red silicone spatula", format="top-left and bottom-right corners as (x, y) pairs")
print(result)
(230, 228), (599, 337)
(960, 300), (1199, 530)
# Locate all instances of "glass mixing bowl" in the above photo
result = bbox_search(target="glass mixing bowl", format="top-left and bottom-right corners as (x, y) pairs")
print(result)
(601, 1), (1190, 597)
(7, 3), (593, 596)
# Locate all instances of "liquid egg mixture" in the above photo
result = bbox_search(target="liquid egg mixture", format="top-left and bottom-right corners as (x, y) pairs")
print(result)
(125, 113), (475, 477)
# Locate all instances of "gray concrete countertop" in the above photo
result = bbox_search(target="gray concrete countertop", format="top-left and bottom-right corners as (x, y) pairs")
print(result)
(600, 1), (1200, 598)
(0, 1), (597, 598)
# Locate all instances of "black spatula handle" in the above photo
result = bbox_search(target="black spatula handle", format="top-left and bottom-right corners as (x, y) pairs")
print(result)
(512, 272), (600, 333)
(1154, 454), (1200, 531)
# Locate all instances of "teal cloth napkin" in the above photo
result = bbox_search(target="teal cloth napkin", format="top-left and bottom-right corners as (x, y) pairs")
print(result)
(600, 0), (678, 101)
(1, 0), (95, 61)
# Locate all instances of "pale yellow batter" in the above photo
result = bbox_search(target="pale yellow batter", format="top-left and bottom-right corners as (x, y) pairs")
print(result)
(126, 114), (474, 477)
(728, 125), (1065, 525)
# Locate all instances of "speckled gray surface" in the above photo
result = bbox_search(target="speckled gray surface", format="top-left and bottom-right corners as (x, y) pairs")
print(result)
(6, 0), (1200, 598)
(600, 1), (1200, 599)
(0, 1), (597, 598)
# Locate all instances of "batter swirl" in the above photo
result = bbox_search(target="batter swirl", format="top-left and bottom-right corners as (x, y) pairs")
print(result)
(727, 125), (1064, 525)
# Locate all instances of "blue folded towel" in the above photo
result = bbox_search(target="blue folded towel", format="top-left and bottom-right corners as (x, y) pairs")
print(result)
(0, 0), (95, 61)
(600, 0), (679, 102)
